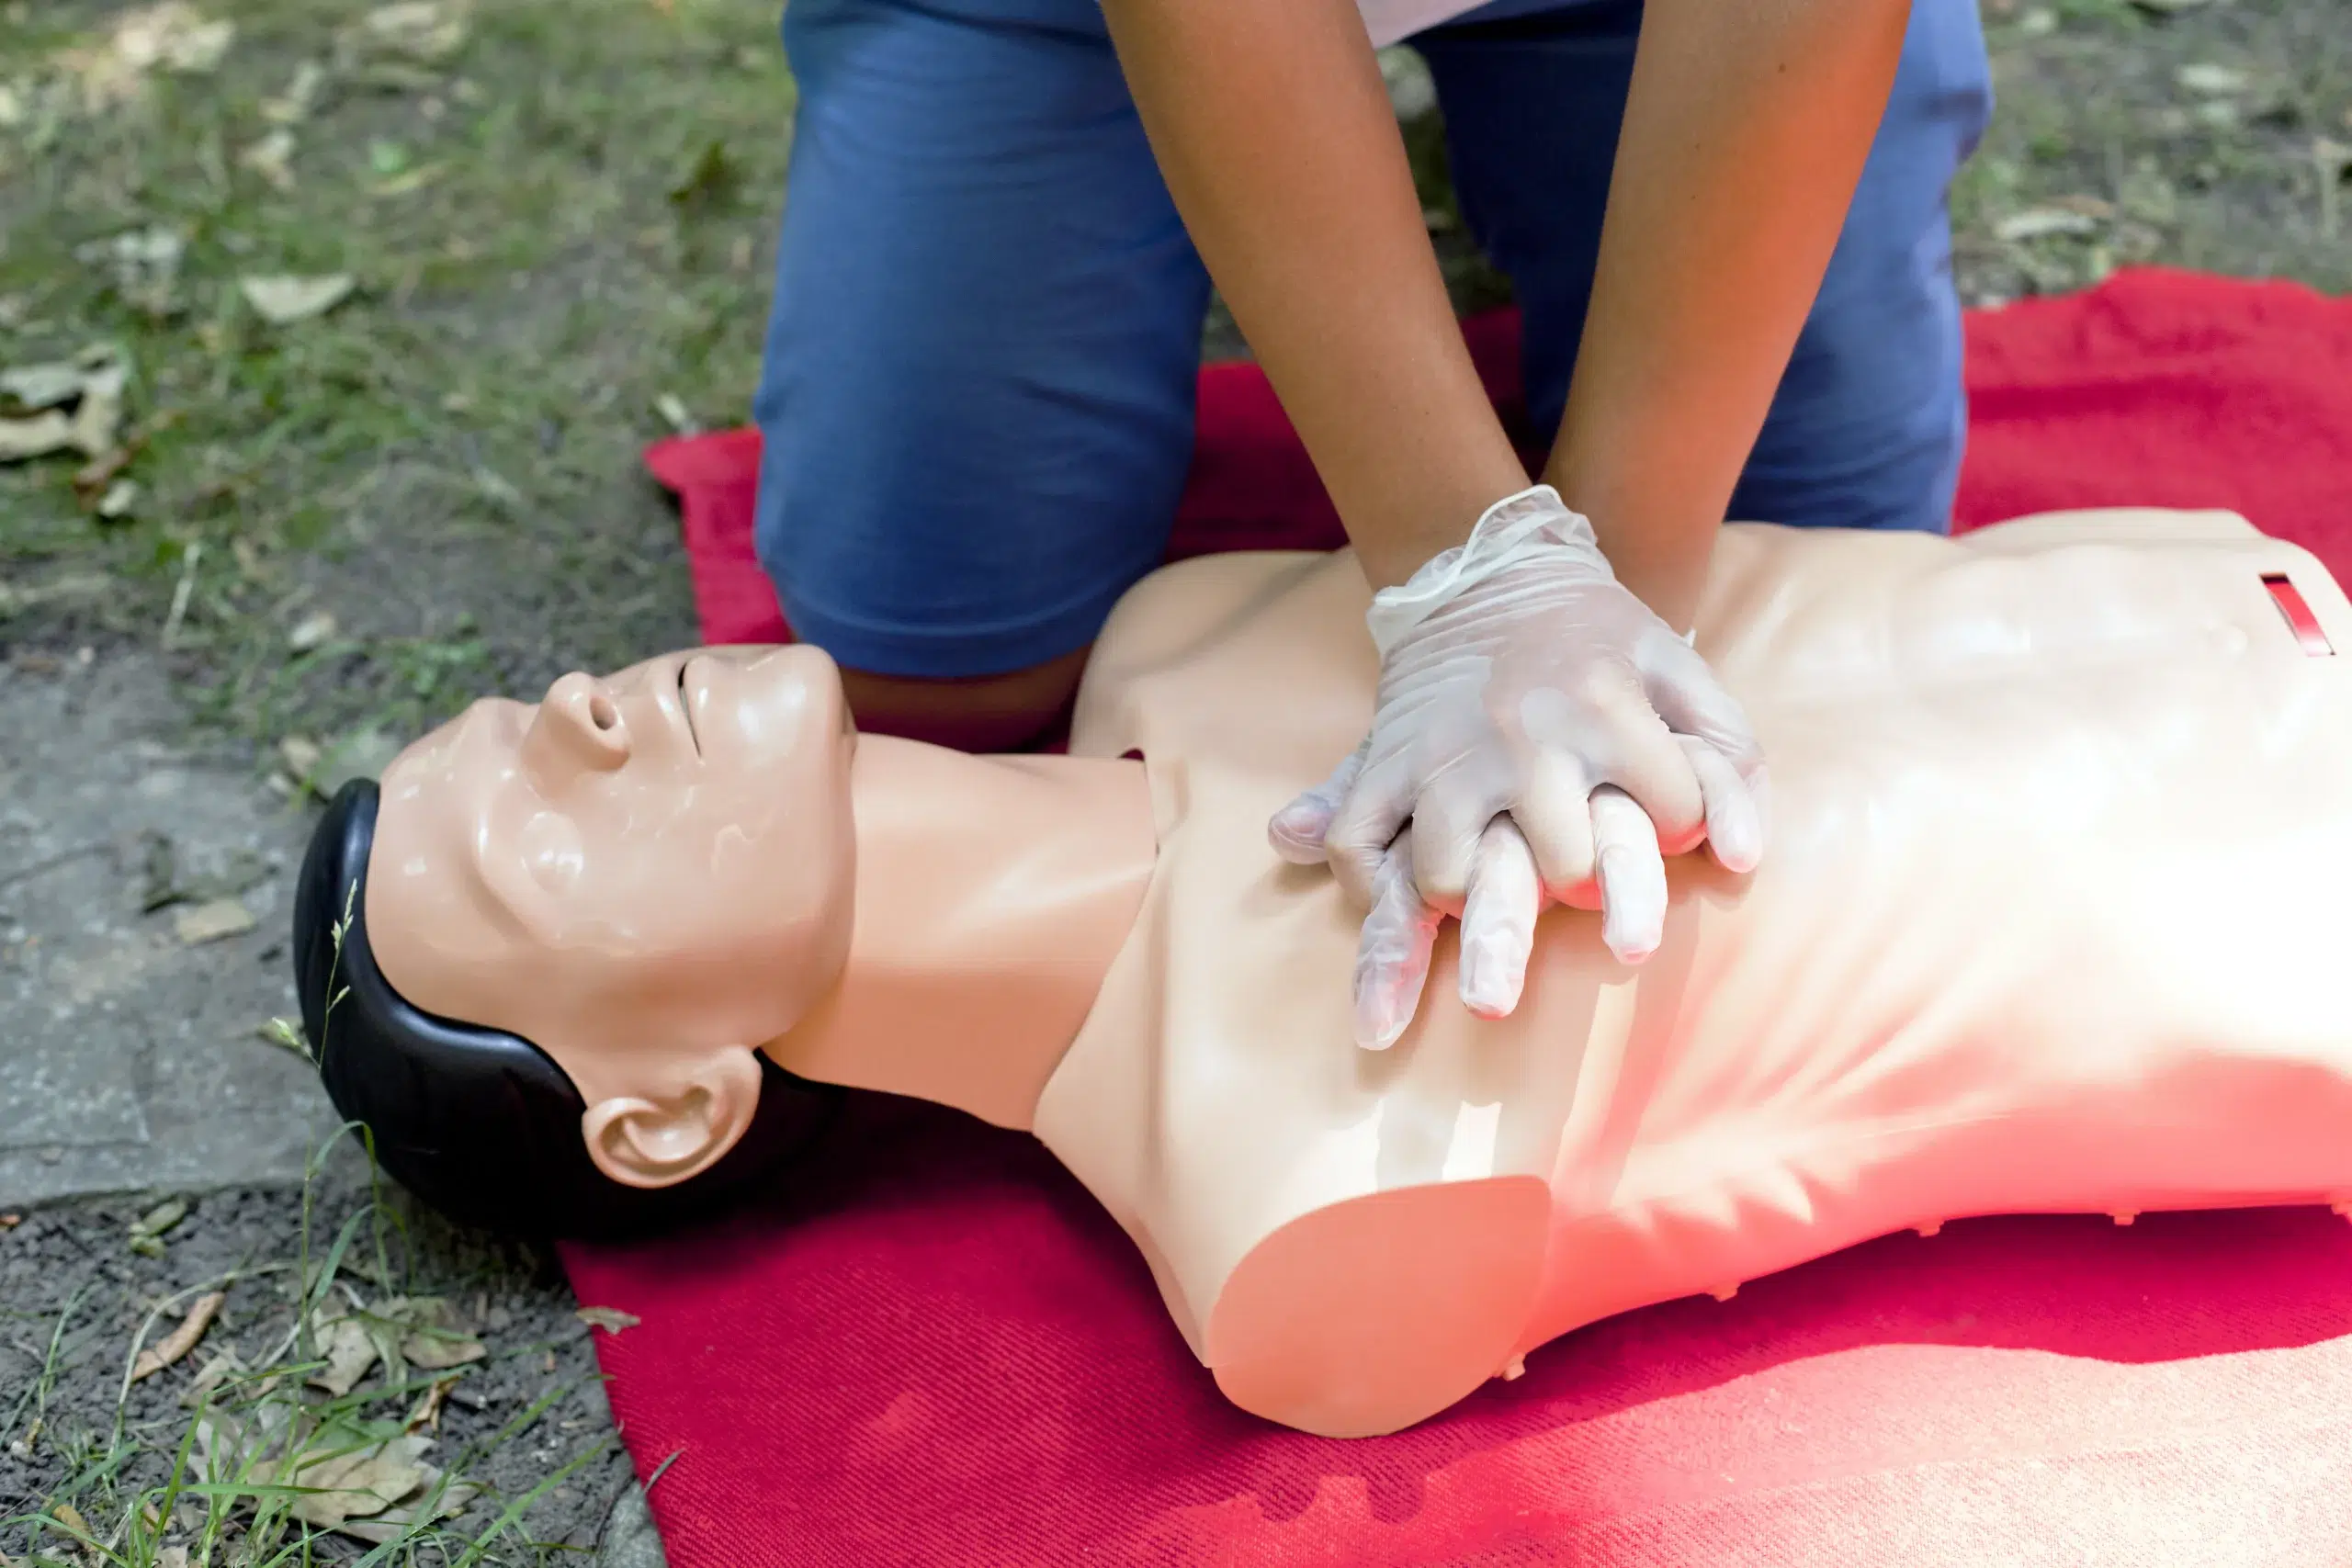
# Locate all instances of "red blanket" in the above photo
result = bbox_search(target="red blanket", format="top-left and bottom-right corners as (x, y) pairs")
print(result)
(569, 268), (2352, 1566)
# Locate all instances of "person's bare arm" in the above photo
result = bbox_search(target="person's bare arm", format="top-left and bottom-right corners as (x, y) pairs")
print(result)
(1101, 0), (1909, 610)
(1107, 0), (1912, 1043)
(1551, 0), (1914, 630)
(1098, 0), (1525, 591)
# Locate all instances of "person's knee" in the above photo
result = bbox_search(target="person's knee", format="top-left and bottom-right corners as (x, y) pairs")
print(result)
(837, 648), (1092, 752)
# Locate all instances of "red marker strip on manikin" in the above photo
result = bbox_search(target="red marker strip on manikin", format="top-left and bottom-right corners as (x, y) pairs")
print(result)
(2262, 573), (2335, 656)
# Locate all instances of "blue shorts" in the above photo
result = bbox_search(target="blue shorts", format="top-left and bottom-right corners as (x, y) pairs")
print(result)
(752, 0), (1993, 678)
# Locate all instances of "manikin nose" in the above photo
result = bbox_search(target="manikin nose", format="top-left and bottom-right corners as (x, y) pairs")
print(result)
(521, 672), (630, 785)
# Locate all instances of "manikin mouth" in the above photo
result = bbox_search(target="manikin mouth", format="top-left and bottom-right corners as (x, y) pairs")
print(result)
(674, 658), (701, 758)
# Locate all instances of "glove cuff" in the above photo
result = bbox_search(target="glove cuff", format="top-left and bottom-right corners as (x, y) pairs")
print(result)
(1365, 484), (1604, 659)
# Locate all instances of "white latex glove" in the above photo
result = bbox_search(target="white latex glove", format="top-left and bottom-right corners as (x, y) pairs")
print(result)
(1269, 485), (1769, 1050)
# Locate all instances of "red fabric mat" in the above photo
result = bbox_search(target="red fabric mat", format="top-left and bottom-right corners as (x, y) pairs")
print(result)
(574, 267), (2352, 1565)
(645, 267), (2352, 646)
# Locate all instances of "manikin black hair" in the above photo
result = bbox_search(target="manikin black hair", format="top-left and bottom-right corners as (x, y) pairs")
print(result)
(293, 780), (840, 1239)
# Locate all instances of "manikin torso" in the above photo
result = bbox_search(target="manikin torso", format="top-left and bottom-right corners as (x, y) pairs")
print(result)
(1026, 509), (2352, 1438)
(371, 509), (2352, 1439)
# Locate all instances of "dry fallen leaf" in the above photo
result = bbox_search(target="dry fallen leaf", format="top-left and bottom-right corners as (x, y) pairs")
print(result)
(132, 1292), (225, 1382)
(1, 363), (89, 412)
(241, 127), (297, 191)
(576, 1305), (641, 1334)
(157, 1547), (190, 1568)
(95, 479), (139, 519)
(288, 611), (338, 651)
(309, 1313), (380, 1396)
(288, 1435), (432, 1528)
(402, 1330), (484, 1370)
(1995, 208), (2104, 243)
(174, 898), (257, 945)
(240, 274), (356, 325)
(355, 1296), (488, 1371)
(335, 1472), (477, 1544)
(58, 4), (235, 115)
(262, 60), (324, 124)
(70, 356), (127, 457)
(2176, 62), (2248, 96)
(406, 1374), (458, 1432)
(356, 2), (473, 63)
(81, 227), (184, 317)
(0, 348), (119, 460)
(179, 1348), (248, 1407)
(112, 4), (235, 73)
(0, 412), (75, 462)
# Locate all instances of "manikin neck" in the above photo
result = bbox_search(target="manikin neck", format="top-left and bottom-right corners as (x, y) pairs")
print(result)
(761, 736), (1158, 1130)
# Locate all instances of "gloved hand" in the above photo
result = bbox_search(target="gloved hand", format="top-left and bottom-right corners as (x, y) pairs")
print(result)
(1269, 484), (1769, 1050)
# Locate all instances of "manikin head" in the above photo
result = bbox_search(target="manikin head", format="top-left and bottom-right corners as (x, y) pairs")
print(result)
(294, 646), (855, 1235)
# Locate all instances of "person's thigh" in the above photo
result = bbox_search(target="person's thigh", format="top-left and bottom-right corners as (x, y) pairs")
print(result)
(1417, 0), (1992, 533)
(756, 0), (1211, 681)
(1734, 0), (1991, 533)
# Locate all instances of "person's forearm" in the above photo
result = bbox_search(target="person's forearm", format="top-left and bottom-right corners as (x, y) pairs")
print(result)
(1099, 0), (1528, 591)
(1548, 0), (1912, 631)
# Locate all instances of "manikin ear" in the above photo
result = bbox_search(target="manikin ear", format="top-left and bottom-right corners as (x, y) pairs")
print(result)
(581, 1046), (764, 1190)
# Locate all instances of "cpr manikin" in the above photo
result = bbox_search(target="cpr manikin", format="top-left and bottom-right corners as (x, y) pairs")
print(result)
(298, 509), (2352, 1439)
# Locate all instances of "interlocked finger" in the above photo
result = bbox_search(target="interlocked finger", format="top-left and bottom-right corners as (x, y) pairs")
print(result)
(1324, 754), (1419, 908)
(1641, 631), (1766, 779)
(1351, 847), (1442, 1051)
(1408, 769), (1513, 913)
(1458, 818), (1540, 1019)
(1678, 735), (1767, 874)
(1591, 785), (1668, 964)
(1268, 741), (1369, 863)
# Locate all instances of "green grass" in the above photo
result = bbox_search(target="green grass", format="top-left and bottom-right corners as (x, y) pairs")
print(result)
(7, 0), (2345, 769)
(3, 902), (608, 1567)
(0, 0), (796, 757)
(1956, 0), (2352, 305)
(4, 1139), (612, 1566)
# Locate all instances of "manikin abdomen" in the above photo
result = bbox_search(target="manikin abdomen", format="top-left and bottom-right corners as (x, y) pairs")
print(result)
(1035, 511), (2352, 1438)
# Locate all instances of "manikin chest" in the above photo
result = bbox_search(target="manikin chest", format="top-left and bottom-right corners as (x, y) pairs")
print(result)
(1035, 512), (2352, 1437)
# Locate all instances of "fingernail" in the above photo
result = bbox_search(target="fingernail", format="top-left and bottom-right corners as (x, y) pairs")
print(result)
(1355, 980), (1398, 1050)
(1461, 944), (1519, 1018)
(1604, 919), (1658, 965)
(1717, 825), (1759, 875)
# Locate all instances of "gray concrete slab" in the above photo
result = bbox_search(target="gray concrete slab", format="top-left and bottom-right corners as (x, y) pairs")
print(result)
(0, 650), (343, 1207)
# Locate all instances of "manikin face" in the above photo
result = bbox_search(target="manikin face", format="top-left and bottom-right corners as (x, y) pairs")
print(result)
(367, 646), (856, 1174)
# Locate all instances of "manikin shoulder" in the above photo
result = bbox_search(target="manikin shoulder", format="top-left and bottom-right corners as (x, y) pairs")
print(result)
(1070, 551), (1374, 763)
